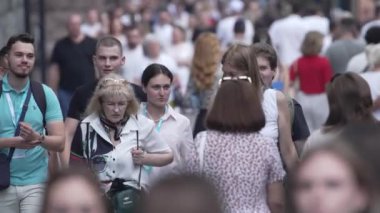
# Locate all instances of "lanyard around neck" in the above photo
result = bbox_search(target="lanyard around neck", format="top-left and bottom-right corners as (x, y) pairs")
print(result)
(5, 93), (19, 126)
(144, 105), (167, 132)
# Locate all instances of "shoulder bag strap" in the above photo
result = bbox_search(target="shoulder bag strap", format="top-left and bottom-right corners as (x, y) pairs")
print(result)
(136, 129), (142, 189)
(198, 132), (207, 171)
(8, 86), (33, 161)
(0, 80), (3, 98)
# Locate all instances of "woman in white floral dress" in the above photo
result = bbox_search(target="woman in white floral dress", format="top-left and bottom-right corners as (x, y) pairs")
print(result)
(186, 44), (286, 213)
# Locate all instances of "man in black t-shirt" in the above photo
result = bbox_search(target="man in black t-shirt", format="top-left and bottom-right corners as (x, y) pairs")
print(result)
(48, 14), (97, 117)
(60, 36), (146, 167)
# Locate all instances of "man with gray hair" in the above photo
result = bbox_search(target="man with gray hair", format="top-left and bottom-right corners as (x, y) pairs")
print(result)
(132, 34), (178, 85)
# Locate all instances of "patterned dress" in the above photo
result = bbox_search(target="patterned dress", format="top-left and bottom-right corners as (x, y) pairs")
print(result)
(186, 130), (285, 213)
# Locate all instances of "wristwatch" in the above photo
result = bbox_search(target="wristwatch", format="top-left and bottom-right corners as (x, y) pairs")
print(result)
(39, 133), (45, 144)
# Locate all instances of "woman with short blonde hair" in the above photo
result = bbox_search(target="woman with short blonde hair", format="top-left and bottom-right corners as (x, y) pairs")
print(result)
(78, 73), (173, 212)
(289, 31), (333, 132)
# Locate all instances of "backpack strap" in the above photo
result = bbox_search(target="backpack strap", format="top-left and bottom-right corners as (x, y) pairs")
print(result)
(30, 81), (47, 127)
(0, 80), (46, 127)
(285, 94), (295, 129)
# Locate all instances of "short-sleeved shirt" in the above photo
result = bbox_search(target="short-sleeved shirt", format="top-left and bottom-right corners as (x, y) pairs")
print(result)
(186, 131), (285, 213)
(50, 36), (96, 92)
(289, 56), (333, 94)
(324, 40), (365, 74)
(76, 113), (171, 189)
(0, 75), (63, 185)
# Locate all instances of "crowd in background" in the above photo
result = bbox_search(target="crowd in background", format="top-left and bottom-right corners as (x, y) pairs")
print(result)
(1, 0), (380, 213)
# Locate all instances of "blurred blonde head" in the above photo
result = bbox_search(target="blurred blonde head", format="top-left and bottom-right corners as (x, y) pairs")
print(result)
(191, 32), (221, 90)
(301, 31), (324, 56)
(366, 44), (380, 69)
(85, 73), (139, 118)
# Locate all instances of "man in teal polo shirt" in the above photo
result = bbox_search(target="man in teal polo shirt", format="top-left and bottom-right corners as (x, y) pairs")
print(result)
(0, 34), (64, 213)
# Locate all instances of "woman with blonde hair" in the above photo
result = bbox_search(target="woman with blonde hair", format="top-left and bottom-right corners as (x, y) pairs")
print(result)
(289, 31), (333, 132)
(76, 73), (173, 212)
(181, 32), (222, 137)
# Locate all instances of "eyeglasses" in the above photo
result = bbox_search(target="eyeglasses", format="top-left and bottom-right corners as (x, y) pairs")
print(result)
(218, 75), (252, 85)
(90, 155), (108, 173)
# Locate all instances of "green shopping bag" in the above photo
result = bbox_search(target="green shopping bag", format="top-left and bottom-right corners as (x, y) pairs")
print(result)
(107, 179), (141, 213)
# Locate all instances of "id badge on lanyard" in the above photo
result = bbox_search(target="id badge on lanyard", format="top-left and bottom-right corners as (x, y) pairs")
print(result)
(5, 93), (27, 159)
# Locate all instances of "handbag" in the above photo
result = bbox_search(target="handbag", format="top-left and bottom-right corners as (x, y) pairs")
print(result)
(0, 87), (32, 190)
(107, 129), (142, 213)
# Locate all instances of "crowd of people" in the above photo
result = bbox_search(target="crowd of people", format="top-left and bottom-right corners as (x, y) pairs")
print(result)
(1, 0), (380, 213)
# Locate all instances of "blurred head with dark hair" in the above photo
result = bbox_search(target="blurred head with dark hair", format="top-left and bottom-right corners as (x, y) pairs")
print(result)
(125, 25), (142, 49)
(233, 18), (246, 34)
(338, 17), (359, 38)
(251, 42), (278, 87)
(302, 2), (322, 16)
(364, 26), (380, 44)
(210, 44), (265, 133)
(0, 46), (8, 77)
(5, 33), (35, 79)
(325, 73), (375, 130)
(138, 174), (222, 213)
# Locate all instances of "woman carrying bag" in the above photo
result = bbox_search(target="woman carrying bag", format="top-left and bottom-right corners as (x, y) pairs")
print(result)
(78, 73), (173, 213)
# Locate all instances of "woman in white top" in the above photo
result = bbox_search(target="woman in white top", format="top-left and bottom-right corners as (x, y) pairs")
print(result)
(78, 73), (173, 192)
(140, 63), (193, 184)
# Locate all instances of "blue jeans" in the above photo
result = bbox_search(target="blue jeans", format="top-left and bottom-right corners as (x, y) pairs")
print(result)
(58, 89), (73, 118)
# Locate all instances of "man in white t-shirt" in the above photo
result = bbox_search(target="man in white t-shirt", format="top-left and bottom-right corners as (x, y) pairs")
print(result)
(153, 9), (174, 51)
(80, 9), (102, 38)
(216, 0), (254, 51)
(269, 3), (308, 68)
(133, 34), (178, 85)
(121, 25), (144, 82)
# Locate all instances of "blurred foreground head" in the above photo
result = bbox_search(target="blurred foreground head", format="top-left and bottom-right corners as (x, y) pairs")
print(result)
(291, 142), (379, 213)
(42, 168), (108, 213)
(138, 174), (222, 213)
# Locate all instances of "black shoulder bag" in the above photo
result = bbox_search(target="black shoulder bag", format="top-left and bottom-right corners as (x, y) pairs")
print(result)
(107, 129), (142, 213)
(0, 87), (32, 190)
